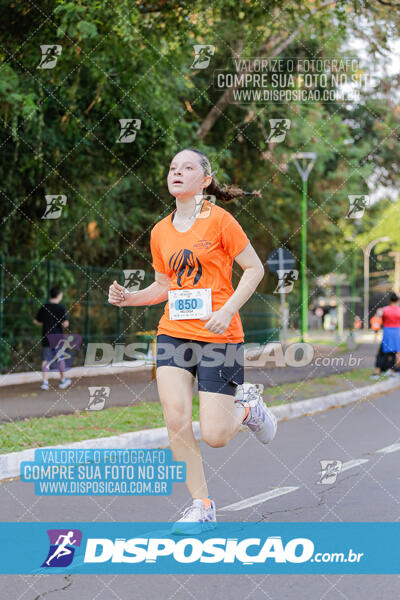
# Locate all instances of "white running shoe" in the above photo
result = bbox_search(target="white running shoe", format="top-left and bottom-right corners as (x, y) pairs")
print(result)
(383, 370), (395, 377)
(235, 382), (277, 444)
(171, 499), (217, 535)
(40, 381), (49, 391)
(59, 378), (72, 389)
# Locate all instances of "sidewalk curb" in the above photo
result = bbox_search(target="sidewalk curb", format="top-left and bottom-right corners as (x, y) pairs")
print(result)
(0, 334), (372, 388)
(0, 361), (153, 388)
(271, 377), (400, 420)
(1, 378), (399, 482)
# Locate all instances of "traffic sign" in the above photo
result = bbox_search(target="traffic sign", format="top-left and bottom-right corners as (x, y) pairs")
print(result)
(267, 247), (296, 274)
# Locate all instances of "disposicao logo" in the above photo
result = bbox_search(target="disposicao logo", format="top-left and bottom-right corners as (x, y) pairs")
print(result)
(83, 536), (314, 564)
(42, 529), (82, 567)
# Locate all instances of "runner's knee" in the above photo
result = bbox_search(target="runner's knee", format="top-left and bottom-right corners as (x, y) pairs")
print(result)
(162, 406), (192, 435)
(201, 425), (231, 448)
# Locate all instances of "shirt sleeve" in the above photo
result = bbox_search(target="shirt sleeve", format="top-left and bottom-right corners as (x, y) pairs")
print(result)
(150, 226), (166, 273)
(382, 307), (388, 327)
(220, 210), (250, 259)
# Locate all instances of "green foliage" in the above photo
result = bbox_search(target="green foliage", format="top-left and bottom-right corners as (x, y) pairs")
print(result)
(0, 0), (399, 299)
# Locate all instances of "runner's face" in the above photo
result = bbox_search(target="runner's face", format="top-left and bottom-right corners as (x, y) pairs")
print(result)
(167, 151), (210, 199)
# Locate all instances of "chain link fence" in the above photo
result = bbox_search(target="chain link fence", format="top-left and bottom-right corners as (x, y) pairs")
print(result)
(0, 256), (280, 373)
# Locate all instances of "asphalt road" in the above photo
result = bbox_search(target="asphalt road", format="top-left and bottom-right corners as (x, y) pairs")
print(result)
(0, 387), (399, 599)
(0, 343), (377, 422)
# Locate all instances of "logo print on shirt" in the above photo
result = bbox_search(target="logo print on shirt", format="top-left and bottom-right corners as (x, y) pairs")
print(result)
(169, 249), (202, 287)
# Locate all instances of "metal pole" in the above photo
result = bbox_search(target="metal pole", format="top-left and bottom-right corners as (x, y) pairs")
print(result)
(351, 250), (356, 332)
(338, 304), (344, 337)
(362, 238), (389, 330)
(0, 255), (4, 372)
(280, 290), (286, 349)
(84, 265), (91, 349)
(363, 247), (369, 330)
(291, 152), (316, 343)
(336, 277), (340, 331)
(300, 178), (308, 342)
(117, 271), (122, 343)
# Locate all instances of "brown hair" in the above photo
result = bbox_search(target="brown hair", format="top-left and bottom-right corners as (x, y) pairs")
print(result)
(182, 147), (262, 203)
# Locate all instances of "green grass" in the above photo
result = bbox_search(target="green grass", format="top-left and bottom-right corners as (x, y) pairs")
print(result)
(265, 368), (372, 405)
(0, 369), (374, 455)
(286, 336), (350, 350)
(0, 398), (200, 456)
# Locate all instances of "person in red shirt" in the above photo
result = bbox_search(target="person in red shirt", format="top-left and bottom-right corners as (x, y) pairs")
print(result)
(108, 148), (277, 533)
(371, 293), (400, 378)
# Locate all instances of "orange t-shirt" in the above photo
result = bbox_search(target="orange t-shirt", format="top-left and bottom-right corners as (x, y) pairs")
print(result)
(150, 200), (250, 343)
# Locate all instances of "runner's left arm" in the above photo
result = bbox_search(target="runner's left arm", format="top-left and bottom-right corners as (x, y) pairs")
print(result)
(219, 242), (264, 315)
(202, 243), (264, 335)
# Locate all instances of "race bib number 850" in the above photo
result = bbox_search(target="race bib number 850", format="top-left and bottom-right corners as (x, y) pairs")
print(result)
(168, 288), (212, 320)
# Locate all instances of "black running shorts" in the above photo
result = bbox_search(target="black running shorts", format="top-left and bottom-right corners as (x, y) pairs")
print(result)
(156, 334), (244, 397)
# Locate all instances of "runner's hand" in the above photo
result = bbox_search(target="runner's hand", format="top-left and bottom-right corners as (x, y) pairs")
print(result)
(108, 280), (132, 307)
(200, 307), (234, 335)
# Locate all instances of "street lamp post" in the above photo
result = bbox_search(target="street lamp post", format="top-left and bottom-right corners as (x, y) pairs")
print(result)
(363, 237), (390, 330)
(345, 219), (362, 334)
(351, 249), (357, 331)
(335, 252), (344, 339)
(291, 152), (317, 343)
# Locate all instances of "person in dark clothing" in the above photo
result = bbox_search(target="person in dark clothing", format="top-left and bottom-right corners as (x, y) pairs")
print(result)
(33, 286), (71, 390)
(371, 344), (396, 379)
(370, 292), (400, 379)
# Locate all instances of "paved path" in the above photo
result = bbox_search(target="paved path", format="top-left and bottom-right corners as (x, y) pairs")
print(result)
(0, 344), (378, 422)
(0, 387), (399, 598)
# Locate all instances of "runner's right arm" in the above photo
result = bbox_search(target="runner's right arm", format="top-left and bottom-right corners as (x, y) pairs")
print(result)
(108, 271), (171, 307)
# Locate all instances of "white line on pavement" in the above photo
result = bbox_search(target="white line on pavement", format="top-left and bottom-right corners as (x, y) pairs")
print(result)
(218, 448), (394, 515)
(375, 443), (400, 454)
(340, 459), (369, 472)
(218, 487), (299, 512)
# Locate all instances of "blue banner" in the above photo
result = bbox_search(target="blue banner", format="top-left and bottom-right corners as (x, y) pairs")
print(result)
(20, 449), (186, 496)
(0, 522), (398, 574)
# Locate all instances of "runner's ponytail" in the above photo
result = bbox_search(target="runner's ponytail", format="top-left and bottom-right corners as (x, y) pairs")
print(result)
(183, 147), (262, 204)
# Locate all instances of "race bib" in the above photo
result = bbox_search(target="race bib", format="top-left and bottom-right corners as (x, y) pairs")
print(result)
(168, 288), (212, 320)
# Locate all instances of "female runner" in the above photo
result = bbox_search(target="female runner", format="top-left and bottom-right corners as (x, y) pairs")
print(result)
(108, 148), (277, 533)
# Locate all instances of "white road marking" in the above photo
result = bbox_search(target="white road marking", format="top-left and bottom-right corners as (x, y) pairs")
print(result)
(340, 459), (369, 472)
(218, 450), (393, 514)
(218, 487), (299, 512)
(375, 443), (400, 454)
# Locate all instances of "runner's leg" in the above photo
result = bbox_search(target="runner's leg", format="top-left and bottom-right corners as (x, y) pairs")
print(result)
(199, 391), (246, 447)
(156, 365), (209, 499)
(197, 341), (246, 447)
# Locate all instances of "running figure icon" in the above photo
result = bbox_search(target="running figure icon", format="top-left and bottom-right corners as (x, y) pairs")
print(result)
(46, 334), (77, 370)
(274, 269), (299, 293)
(267, 119), (291, 143)
(45, 531), (77, 566)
